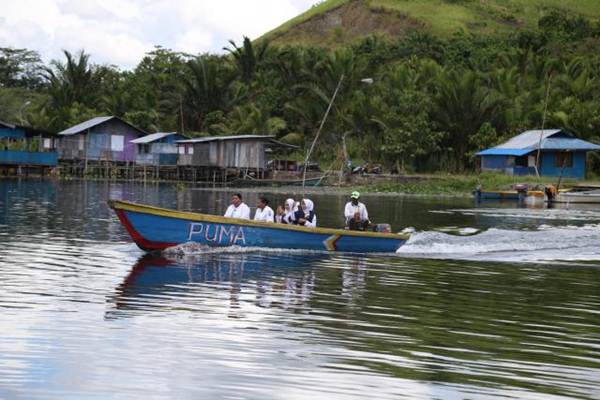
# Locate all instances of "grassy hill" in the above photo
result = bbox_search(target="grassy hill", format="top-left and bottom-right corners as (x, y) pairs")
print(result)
(261, 0), (600, 46)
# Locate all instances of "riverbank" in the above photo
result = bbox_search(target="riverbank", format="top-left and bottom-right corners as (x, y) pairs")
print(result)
(356, 172), (596, 196)
(2, 172), (597, 197)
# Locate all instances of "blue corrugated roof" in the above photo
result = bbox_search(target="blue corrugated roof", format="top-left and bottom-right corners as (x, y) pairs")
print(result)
(476, 148), (532, 156)
(477, 129), (600, 156)
(541, 138), (600, 151)
(0, 120), (16, 129)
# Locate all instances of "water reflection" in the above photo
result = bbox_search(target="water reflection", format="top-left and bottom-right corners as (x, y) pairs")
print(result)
(102, 252), (600, 399)
(108, 253), (327, 319)
(3, 180), (600, 399)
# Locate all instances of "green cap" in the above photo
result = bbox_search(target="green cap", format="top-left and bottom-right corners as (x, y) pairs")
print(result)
(351, 191), (360, 199)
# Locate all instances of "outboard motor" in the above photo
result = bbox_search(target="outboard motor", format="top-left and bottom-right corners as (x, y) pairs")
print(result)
(374, 223), (392, 233)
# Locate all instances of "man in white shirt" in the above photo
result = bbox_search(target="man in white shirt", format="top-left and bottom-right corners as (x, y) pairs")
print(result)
(224, 193), (250, 219)
(254, 196), (274, 223)
(344, 191), (369, 226)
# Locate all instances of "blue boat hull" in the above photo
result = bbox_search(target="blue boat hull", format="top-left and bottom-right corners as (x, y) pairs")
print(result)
(109, 200), (409, 254)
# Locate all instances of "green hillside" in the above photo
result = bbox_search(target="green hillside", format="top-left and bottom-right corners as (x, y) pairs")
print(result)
(262, 0), (600, 46)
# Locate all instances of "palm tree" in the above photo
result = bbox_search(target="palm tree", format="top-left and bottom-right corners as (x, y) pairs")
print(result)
(432, 69), (504, 171)
(183, 55), (235, 131)
(45, 50), (102, 109)
(223, 36), (268, 83)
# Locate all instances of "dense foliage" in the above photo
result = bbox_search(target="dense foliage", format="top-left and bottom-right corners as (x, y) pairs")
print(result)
(2, 11), (600, 173)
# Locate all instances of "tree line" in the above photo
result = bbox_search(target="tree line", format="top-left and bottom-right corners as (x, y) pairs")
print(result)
(2, 10), (600, 173)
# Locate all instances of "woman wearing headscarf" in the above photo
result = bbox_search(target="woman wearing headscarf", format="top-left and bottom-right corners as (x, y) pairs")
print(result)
(293, 199), (317, 228)
(279, 198), (297, 224)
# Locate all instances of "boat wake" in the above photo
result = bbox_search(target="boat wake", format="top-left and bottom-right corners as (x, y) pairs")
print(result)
(397, 224), (600, 263)
(160, 224), (600, 264)
(162, 241), (327, 260)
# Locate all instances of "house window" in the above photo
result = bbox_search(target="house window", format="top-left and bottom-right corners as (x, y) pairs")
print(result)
(111, 135), (124, 151)
(43, 138), (52, 149)
(554, 152), (573, 168)
(188, 146), (194, 155)
(515, 156), (528, 167)
(178, 146), (185, 155)
(78, 135), (85, 151)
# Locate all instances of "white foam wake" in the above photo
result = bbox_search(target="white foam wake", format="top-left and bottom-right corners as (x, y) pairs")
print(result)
(397, 224), (600, 262)
(162, 242), (326, 259)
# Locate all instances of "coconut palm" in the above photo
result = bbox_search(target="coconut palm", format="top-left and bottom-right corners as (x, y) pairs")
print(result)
(45, 50), (102, 109)
(223, 36), (269, 83)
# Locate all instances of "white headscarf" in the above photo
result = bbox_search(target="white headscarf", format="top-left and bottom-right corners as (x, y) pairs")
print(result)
(285, 198), (296, 212)
(302, 199), (314, 213)
(284, 198), (296, 223)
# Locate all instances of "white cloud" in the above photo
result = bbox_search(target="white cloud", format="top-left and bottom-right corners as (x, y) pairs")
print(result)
(0, 0), (317, 69)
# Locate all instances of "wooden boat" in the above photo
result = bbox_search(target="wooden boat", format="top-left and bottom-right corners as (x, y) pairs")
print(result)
(474, 190), (545, 201)
(109, 200), (410, 253)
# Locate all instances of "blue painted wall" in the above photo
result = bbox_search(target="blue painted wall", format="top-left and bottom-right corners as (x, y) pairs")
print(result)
(160, 134), (186, 144)
(87, 132), (109, 160)
(513, 166), (537, 176)
(0, 150), (58, 166)
(0, 127), (26, 139)
(481, 151), (588, 179)
(540, 151), (586, 179)
(159, 154), (178, 165)
(481, 155), (509, 169)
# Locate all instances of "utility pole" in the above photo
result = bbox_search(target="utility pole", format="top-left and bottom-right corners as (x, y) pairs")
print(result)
(180, 95), (185, 134)
(302, 74), (345, 188)
(535, 72), (553, 178)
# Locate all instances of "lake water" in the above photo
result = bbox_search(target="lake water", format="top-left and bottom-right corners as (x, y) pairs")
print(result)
(1, 180), (600, 400)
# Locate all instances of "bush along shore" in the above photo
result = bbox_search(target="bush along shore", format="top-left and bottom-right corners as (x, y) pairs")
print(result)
(356, 173), (591, 196)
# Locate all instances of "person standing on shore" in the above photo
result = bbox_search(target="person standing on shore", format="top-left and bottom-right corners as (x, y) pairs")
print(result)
(344, 191), (369, 226)
(224, 193), (250, 220)
(254, 196), (274, 223)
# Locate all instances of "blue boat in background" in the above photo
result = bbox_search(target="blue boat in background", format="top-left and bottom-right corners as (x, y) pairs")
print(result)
(109, 200), (409, 254)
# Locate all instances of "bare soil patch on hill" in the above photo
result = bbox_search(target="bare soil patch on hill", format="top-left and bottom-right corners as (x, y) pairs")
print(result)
(270, 0), (425, 46)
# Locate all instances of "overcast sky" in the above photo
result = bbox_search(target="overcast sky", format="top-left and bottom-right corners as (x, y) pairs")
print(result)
(0, 0), (317, 69)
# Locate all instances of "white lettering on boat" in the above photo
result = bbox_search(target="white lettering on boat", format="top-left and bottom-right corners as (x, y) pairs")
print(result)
(232, 227), (246, 245)
(188, 222), (246, 245)
(205, 224), (218, 242)
(188, 223), (204, 239)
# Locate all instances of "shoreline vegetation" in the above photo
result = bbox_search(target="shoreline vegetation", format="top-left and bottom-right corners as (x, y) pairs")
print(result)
(3, 172), (596, 197)
(358, 173), (591, 196)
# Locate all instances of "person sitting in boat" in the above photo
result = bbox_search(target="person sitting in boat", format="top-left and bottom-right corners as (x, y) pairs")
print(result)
(293, 199), (317, 227)
(279, 198), (297, 224)
(344, 191), (369, 226)
(254, 196), (274, 223)
(348, 211), (369, 231)
(275, 204), (285, 223)
(224, 193), (250, 220)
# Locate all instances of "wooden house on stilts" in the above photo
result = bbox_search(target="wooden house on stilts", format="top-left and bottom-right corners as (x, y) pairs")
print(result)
(57, 116), (146, 177)
(176, 135), (295, 182)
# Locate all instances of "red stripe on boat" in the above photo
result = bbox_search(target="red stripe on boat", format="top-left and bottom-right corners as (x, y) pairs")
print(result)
(115, 209), (177, 251)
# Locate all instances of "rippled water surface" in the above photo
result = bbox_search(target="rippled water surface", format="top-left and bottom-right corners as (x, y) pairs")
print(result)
(1, 180), (600, 400)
